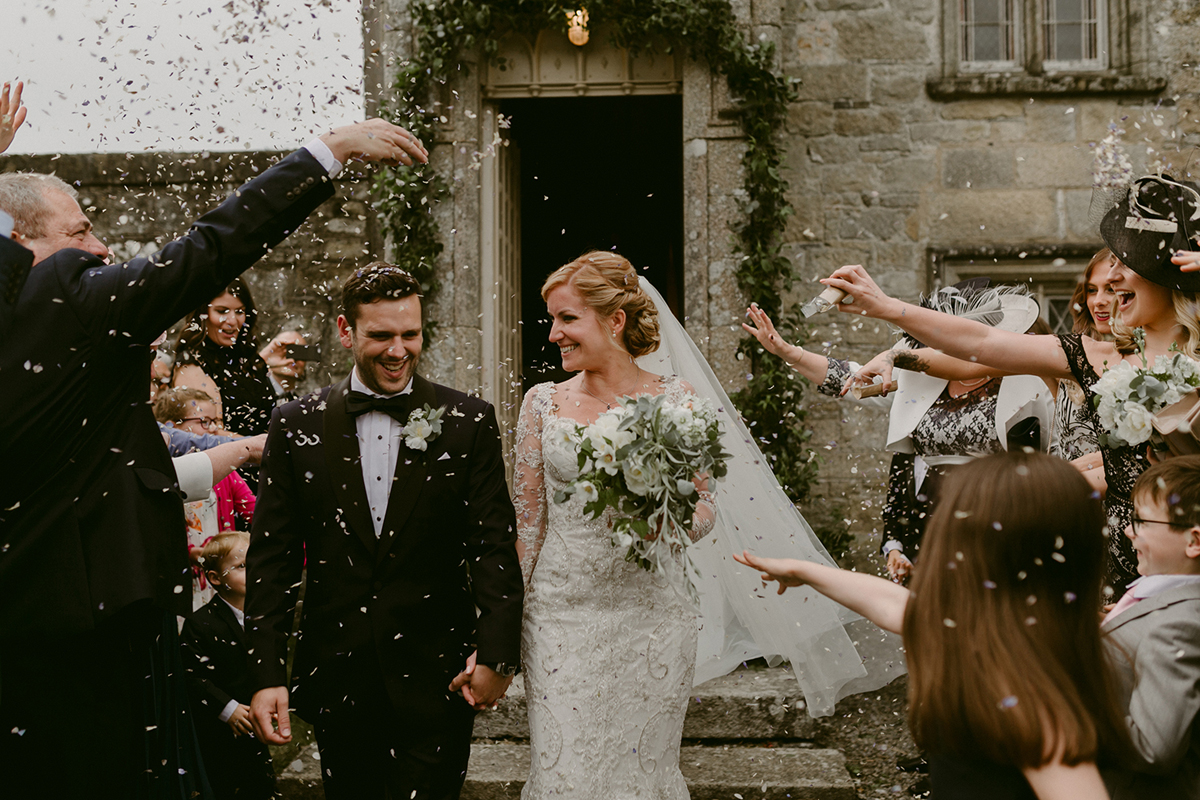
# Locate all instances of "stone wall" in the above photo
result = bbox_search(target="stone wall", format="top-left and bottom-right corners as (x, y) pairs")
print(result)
(1, 151), (379, 393)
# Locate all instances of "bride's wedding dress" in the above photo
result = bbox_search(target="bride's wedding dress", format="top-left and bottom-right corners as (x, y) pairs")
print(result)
(515, 377), (696, 798)
(513, 278), (906, 799)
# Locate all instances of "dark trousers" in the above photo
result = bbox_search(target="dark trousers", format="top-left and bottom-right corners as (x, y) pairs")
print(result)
(0, 601), (211, 800)
(307, 656), (474, 800)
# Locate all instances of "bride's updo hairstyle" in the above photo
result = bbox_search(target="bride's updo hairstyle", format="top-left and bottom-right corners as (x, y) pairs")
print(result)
(541, 251), (661, 357)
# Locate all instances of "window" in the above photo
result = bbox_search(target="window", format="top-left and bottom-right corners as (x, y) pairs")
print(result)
(930, 0), (1164, 98)
(929, 246), (1100, 335)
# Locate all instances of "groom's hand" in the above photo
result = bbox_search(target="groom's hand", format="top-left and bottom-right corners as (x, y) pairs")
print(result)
(466, 664), (514, 710)
(250, 686), (293, 744)
(449, 650), (479, 706)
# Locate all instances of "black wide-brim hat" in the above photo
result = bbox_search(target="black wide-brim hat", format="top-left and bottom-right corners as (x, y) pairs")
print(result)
(1100, 174), (1200, 293)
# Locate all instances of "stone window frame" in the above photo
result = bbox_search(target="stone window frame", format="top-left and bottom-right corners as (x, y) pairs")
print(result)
(928, 244), (1103, 334)
(929, 0), (1166, 99)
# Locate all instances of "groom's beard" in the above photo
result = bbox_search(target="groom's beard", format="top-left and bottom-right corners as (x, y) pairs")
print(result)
(357, 349), (420, 395)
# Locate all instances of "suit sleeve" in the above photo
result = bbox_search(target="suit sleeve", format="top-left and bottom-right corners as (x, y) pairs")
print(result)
(243, 405), (307, 691)
(66, 148), (335, 345)
(1125, 615), (1200, 773)
(465, 402), (524, 666)
(180, 616), (237, 717)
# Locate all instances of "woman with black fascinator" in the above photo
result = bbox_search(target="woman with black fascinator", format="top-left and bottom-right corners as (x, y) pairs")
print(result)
(822, 174), (1200, 594)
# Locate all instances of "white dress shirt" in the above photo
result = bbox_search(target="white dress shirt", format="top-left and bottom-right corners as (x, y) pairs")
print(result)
(350, 368), (413, 538)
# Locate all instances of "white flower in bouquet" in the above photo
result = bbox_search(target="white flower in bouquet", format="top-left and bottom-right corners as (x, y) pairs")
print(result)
(1092, 332), (1200, 448)
(401, 404), (446, 451)
(551, 391), (731, 602)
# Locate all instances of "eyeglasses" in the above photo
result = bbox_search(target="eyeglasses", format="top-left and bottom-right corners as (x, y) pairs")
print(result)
(1129, 517), (1190, 535)
(181, 416), (223, 430)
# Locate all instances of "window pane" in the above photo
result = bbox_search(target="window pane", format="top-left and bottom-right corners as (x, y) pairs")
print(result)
(972, 0), (1002, 24)
(1055, 23), (1084, 60)
(1048, 298), (1074, 334)
(1055, 0), (1084, 23)
(973, 25), (1003, 61)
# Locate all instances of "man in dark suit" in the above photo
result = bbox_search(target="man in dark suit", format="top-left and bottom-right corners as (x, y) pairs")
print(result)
(245, 265), (523, 800)
(0, 120), (427, 798)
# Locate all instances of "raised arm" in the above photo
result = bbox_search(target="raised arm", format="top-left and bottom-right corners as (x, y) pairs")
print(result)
(742, 303), (832, 385)
(732, 551), (909, 635)
(823, 265), (1076, 381)
(513, 388), (549, 587)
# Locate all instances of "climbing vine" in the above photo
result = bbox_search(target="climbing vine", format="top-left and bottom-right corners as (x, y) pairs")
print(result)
(375, 0), (829, 522)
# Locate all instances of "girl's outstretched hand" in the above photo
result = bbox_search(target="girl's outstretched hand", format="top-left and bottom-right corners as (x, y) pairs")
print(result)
(1172, 249), (1200, 273)
(732, 550), (810, 594)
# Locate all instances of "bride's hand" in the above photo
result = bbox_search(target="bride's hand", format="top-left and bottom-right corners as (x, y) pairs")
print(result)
(741, 303), (801, 362)
(822, 265), (899, 320)
(732, 550), (811, 595)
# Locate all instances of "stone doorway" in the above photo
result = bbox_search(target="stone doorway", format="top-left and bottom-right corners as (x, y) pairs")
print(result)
(499, 94), (685, 392)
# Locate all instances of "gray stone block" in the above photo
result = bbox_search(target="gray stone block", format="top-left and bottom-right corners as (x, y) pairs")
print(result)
(909, 120), (990, 142)
(881, 157), (938, 190)
(1015, 144), (1094, 189)
(787, 101), (836, 136)
(834, 14), (929, 62)
(461, 743), (857, 800)
(941, 99), (1024, 120)
(1024, 102), (1078, 143)
(927, 190), (1058, 241)
(869, 69), (924, 104)
(834, 108), (903, 137)
(942, 147), (1015, 189)
(792, 65), (869, 103)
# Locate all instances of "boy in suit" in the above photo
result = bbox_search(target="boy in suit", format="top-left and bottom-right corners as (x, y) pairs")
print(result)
(182, 532), (276, 799)
(1102, 456), (1200, 799)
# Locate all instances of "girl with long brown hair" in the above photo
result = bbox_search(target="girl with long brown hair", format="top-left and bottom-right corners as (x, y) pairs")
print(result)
(736, 451), (1133, 799)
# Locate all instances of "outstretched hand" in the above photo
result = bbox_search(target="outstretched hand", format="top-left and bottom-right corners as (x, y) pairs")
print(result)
(320, 118), (429, 168)
(821, 265), (898, 320)
(732, 550), (811, 595)
(742, 303), (798, 362)
(0, 81), (28, 154)
(843, 349), (897, 397)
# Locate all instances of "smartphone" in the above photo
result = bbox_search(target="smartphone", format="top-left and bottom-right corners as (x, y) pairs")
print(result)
(284, 344), (320, 361)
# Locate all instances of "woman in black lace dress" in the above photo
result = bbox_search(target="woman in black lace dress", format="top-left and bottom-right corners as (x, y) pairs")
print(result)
(745, 282), (1052, 582)
(821, 176), (1200, 594)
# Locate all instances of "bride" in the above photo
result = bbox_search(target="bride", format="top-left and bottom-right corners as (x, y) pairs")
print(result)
(513, 251), (904, 798)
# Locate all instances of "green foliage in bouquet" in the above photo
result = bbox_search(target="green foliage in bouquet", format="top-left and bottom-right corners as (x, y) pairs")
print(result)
(553, 393), (730, 573)
(373, 0), (821, 524)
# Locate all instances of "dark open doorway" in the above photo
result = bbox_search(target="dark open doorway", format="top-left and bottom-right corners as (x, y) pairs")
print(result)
(500, 95), (684, 391)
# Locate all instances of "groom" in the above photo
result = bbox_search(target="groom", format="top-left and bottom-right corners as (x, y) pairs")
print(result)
(245, 264), (523, 799)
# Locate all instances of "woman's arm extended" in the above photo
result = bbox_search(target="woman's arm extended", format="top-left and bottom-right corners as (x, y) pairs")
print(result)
(822, 265), (1076, 381)
(742, 303), (831, 385)
(733, 551), (909, 634)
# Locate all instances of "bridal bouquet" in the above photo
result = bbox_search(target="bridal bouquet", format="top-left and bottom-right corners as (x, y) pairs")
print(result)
(553, 393), (729, 591)
(1092, 330), (1200, 448)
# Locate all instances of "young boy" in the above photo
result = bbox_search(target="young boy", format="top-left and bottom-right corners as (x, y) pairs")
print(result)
(181, 532), (276, 800)
(1103, 456), (1200, 799)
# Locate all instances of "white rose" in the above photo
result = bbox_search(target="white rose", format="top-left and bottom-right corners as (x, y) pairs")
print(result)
(1115, 402), (1155, 445)
(406, 418), (433, 440)
(404, 434), (429, 451)
(623, 456), (660, 496)
(577, 480), (599, 504)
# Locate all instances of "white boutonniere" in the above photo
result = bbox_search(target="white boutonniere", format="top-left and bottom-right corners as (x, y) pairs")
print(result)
(402, 404), (446, 451)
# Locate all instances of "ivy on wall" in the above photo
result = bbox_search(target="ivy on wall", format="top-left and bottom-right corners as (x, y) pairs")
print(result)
(375, 0), (833, 535)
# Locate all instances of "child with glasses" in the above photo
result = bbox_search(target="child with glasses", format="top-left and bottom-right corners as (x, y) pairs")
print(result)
(1101, 456), (1200, 799)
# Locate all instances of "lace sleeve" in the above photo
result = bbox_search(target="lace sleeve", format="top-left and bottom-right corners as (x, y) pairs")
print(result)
(513, 384), (549, 587)
(690, 489), (716, 542)
(816, 358), (852, 397)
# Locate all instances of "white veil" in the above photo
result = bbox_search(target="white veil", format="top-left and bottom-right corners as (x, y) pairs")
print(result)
(635, 277), (906, 717)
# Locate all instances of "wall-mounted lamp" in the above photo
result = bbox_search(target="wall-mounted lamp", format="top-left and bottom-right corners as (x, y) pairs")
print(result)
(566, 8), (589, 46)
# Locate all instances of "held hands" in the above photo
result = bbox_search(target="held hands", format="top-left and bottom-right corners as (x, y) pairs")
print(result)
(0, 81), (27, 154)
(249, 686), (292, 745)
(449, 651), (514, 711)
(227, 703), (255, 738)
(885, 550), (913, 584)
(731, 550), (811, 595)
(320, 119), (429, 168)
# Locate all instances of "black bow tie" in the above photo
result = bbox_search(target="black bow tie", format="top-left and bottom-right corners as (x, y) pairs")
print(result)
(345, 390), (411, 422)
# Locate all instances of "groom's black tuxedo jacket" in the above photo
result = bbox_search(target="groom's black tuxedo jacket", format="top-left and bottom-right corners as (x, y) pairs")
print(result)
(0, 149), (334, 639)
(244, 374), (523, 725)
